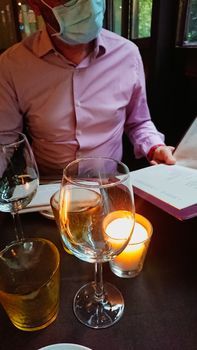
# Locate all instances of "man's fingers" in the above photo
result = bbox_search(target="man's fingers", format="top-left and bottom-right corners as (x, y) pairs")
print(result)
(152, 146), (176, 165)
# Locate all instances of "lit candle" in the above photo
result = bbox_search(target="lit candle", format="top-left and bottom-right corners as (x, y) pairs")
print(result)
(103, 210), (135, 251)
(114, 222), (148, 271)
(109, 213), (153, 277)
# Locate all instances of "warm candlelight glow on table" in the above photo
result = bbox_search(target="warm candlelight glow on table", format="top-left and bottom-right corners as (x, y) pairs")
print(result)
(110, 213), (153, 278)
(104, 210), (135, 251)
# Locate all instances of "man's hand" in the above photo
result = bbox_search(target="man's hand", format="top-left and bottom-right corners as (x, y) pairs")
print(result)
(150, 146), (176, 165)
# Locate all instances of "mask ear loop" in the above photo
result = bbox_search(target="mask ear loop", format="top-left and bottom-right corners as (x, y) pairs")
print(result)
(40, 0), (62, 36)
(41, 0), (79, 38)
(40, 0), (53, 9)
(48, 25), (61, 37)
(41, 0), (77, 8)
(64, 0), (79, 7)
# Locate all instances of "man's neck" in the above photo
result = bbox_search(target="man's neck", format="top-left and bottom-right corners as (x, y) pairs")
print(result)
(50, 33), (94, 65)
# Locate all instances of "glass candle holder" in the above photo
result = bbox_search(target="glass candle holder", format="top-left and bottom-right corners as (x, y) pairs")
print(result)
(109, 213), (153, 278)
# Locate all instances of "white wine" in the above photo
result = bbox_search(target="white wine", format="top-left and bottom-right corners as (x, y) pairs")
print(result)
(60, 188), (104, 262)
(60, 188), (134, 263)
(50, 190), (73, 255)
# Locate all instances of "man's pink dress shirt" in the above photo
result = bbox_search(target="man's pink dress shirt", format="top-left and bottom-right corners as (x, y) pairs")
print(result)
(0, 28), (164, 175)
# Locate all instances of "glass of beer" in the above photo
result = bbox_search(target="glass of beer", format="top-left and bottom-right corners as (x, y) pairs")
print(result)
(50, 190), (72, 255)
(0, 238), (60, 331)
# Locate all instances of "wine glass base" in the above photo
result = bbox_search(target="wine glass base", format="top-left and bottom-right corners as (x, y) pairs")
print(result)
(73, 281), (124, 329)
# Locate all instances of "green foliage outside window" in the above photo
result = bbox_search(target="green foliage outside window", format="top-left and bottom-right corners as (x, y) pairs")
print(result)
(112, 0), (153, 39)
(185, 0), (197, 43)
(113, 0), (122, 35)
(138, 0), (153, 38)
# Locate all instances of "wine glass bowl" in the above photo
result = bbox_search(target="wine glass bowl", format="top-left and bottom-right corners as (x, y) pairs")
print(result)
(60, 187), (134, 263)
(59, 157), (135, 328)
(0, 131), (39, 241)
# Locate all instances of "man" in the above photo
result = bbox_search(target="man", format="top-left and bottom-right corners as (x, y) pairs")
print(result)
(0, 0), (175, 177)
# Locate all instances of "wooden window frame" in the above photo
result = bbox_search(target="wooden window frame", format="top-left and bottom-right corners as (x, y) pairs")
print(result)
(176, 0), (197, 47)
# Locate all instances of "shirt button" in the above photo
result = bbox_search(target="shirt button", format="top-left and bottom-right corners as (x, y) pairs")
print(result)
(76, 100), (81, 107)
(77, 130), (82, 135)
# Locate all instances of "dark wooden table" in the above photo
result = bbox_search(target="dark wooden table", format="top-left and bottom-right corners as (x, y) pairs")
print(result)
(0, 195), (197, 350)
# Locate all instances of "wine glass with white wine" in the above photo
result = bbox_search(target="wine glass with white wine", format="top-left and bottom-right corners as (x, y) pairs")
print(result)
(59, 157), (135, 329)
(0, 131), (39, 241)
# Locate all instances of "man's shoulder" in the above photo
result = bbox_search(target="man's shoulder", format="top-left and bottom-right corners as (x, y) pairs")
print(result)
(100, 28), (139, 52)
(0, 31), (40, 64)
(0, 42), (21, 61)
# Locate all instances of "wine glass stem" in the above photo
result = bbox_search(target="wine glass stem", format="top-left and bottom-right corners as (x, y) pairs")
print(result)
(11, 212), (24, 241)
(94, 262), (104, 302)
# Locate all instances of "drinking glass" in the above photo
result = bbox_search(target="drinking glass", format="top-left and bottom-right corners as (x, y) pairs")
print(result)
(0, 132), (39, 241)
(59, 157), (135, 329)
(0, 238), (60, 331)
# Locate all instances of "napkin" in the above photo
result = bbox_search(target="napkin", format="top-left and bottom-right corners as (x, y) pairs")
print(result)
(20, 183), (60, 213)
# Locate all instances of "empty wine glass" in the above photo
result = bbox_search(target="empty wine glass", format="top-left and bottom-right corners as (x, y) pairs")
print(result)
(59, 157), (135, 329)
(0, 131), (39, 241)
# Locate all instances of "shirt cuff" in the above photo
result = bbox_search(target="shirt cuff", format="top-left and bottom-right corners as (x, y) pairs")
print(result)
(147, 144), (165, 161)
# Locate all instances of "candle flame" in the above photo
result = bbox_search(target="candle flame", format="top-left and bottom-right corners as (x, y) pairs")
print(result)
(104, 210), (134, 240)
(130, 223), (148, 244)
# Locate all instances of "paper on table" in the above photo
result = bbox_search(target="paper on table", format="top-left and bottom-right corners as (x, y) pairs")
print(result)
(20, 181), (100, 214)
(174, 116), (197, 169)
(132, 164), (197, 209)
(10, 179), (38, 200)
(20, 183), (60, 213)
(131, 117), (197, 220)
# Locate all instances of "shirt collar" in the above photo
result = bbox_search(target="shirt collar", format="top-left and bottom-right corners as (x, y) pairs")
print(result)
(32, 27), (55, 57)
(30, 27), (107, 59)
(93, 29), (107, 58)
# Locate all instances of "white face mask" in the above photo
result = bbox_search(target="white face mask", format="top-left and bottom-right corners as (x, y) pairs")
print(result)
(41, 0), (106, 45)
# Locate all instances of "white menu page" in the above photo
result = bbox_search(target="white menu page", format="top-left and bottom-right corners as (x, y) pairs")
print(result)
(131, 117), (197, 220)
(174, 116), (197, 169)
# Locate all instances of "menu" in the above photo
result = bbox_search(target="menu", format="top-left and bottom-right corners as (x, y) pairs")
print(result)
(131, 117), (197, 220)
(173, 116), (197, 169)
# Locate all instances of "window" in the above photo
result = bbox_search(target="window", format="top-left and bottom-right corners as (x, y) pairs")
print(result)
(184, 0), (197, 44)
(131, 0), (153, 39)
(18, 1), (43, 39)
(113, 0), (122, 35)
(108, 0), (153, 39)
(0, 0), (18, 51)
(177, 0), (197, 46)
